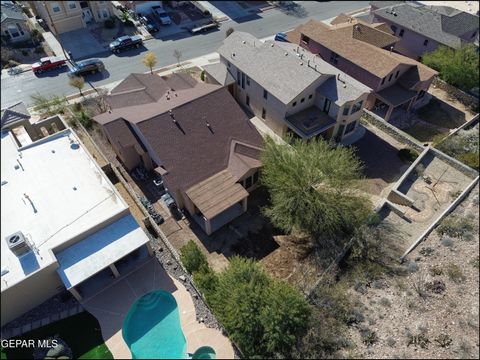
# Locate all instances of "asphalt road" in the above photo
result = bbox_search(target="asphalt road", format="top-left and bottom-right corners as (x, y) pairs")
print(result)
(1, 1), (369, 108)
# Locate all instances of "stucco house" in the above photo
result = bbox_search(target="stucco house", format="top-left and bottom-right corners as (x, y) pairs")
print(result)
(370, 1), (479, 60)
(287, 18), (438, 122)
(204, 32), (372, 143)
(1, 1), (31, 44)
(31, 1), (114, 34)
(94, 73), (263, 235)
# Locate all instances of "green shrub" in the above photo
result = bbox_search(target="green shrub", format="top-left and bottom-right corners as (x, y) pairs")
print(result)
(437, 215), (475, 239)
(398, 148), (419, 162)
(446, 263), (465, 283)
(457, 152), (479, 170)
(180, 240), (208, 274)
(74, 110), (92, 129)
(200, 70), (205, 82)
(104, 18), (115, 29)
(193, 265), (218, 299)
(360, 328), (377, 345)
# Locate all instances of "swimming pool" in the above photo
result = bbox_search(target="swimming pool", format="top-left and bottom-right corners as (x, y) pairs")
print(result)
(122, 290), (187, 359)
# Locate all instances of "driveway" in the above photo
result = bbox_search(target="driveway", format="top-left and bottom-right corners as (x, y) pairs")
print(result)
(59, 29), (106, 60)
(82, 258), (234, 359)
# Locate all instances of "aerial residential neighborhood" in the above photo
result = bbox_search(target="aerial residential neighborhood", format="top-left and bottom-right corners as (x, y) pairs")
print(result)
(1, 1), (479, 360)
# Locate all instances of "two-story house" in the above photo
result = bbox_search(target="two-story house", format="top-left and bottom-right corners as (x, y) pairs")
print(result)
(288, 18), (438, 122)
(1, 1), (31, 44)
(204, 32), (371, 143)
(370, 2), (479, 60)
(31, 1), (113, 34)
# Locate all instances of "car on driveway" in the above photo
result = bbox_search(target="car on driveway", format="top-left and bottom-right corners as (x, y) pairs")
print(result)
(140, 15), (159, 33)
(152, 6), (172, 25)
(68, 59), (105, 77)
(32, 56), (67, 74)
(274, 32), (289, 42)
(109, 35), (143, 53)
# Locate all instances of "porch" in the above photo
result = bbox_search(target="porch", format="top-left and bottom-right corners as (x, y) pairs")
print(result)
(285, 106), (336, 140)
(373, 84), (418, 122)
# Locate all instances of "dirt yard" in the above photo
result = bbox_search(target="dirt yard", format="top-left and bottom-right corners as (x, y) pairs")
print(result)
(342, 185), (479, 359)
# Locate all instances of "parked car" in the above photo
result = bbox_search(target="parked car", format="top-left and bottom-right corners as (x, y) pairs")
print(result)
(109, 35), (143, 53)
(152, 6), (172, 25)
(32, 56), (66, 74)
(67, 58), (104, 77)
(274, 32), (289, 42)
(140, 15), (159, 33)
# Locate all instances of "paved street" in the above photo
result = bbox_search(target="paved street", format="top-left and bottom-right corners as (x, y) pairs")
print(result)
(1, 1), (368, 108)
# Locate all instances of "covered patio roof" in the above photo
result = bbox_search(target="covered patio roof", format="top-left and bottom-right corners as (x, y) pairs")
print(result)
(186, 170), (248, 220)
(55, 215), (149, 289)
(376, 84), (417, 107)
(286, 106), (337, 139)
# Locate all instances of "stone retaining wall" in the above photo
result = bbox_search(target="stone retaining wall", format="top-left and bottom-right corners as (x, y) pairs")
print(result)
(361, 109), (425, 152)
(432, 77), (479, 111)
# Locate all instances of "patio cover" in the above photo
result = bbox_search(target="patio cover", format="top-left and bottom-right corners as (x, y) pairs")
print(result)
(376, 84), (417, 107)
(55, 214), (149, 289)
(186, 169), (248, 220)
(286, 106), (337, 139)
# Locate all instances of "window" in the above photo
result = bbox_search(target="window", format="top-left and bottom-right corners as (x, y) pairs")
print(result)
(301, 97), (305, 103)
(262, 108), (266, 119)
(330, 51), (339, 64)
(68, 1), (77, 9)
(351, 100), (363, 113)
(246, 76), (250, 86)
(381, 77), (386, 85)
(388, 73), (393, 82)
(471, 30), (477, 39)
(102, 9), (109, 18)
(241, 73), (245, 89)
(227, 61), (230, 68)
(308, 94), (313, 99)
(263, 89), (268, 100)
(292, 101), (297, 107)
(301, 35), (310, 44)
(237, 70), (240, 86)
(343, 105), (350, 116)
(423, 39), (428, 46)
(253, 171), (259, 184)
(245, 176), (253, 189)
(7, 25), (19, 38)
(391, 25), (397, 34)
(417, 90), (426, 99)
(51, 2), (61, 12)
(246, 94), (250, 106)
(395, 70), (399, 78)
(16, 23), (24, 36)
(344, 120), (357, 135)
(399, 29), (404, 37)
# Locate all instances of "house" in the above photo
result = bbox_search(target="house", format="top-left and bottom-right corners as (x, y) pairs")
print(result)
(1, 1), (31, 43)
(94, 73), (264, 235)
(1, 115), (153, 326)
(287, 19), (438, 122)
(31, 1), (114, 34)
(204, 31), (372, 143)
(370, 1), (479, 59)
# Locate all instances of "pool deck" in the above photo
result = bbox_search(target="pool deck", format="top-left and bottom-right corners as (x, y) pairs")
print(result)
(81, 258), (234, 359)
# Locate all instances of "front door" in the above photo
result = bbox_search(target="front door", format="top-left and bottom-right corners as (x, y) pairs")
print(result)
(323, 98), (331, 114)
(82, 8), (93, 23)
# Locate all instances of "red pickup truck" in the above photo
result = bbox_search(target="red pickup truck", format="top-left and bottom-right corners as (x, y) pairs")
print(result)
(32, 56), (67, 74)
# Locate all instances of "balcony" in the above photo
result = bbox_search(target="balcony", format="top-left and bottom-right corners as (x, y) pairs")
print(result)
(285, 106), (336, 139)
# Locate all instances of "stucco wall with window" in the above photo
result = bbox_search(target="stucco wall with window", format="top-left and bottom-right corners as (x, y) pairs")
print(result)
(2, 19), (31, 43)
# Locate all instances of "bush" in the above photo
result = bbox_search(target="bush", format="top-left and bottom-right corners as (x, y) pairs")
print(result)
(180, 241), (208, 274)
(398, 148), (419, 162)
(360, 328), (377, 345)
(200, 70), (205, 82)
(379, 298), (391, 307)
(74, 110), (92, 129)
(437, 215), (475, 240)
(429, 265), (443, 276)
(457, 152), (479, 170)
(425, 279), (446, 294)
(104, 18), (115, 29)
(441, 237), (454, 247)
(446, 263), (465, 283)
(434, 333), (452, 348)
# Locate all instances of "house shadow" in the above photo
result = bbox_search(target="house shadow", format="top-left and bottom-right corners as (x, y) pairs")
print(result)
(425, 95), (468, 128)
(208, 1), (263, 23)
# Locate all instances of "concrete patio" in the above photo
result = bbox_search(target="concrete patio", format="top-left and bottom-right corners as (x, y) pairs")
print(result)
(81, 258), (234, 359)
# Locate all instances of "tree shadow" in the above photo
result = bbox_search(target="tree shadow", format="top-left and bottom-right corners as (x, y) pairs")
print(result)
(274, 1), (309, 18)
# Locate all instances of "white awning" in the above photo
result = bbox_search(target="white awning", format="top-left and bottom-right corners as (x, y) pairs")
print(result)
(55, 215), (149, 289)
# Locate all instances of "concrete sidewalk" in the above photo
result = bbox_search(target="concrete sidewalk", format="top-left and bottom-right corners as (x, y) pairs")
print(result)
(42, 31), (65, 57)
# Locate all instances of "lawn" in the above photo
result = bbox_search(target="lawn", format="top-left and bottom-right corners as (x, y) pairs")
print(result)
(3, 312), (112, 359)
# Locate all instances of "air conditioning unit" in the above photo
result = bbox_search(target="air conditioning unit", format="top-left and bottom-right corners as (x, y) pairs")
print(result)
(5, 231), (31, 256)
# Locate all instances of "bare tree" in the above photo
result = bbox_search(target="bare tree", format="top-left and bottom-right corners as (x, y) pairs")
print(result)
(68, 76), (85, 97)
(173, 49), (182, 67)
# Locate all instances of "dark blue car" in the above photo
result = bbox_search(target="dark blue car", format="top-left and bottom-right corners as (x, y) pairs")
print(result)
(274, 32), (289, 42)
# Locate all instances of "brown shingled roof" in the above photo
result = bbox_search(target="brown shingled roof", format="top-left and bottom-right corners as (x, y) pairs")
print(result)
(292, 19), (436, 81)
(103, 118), (146, 154)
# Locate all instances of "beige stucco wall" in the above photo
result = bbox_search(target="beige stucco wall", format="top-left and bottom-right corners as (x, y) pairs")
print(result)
(1, 261), (63, 326)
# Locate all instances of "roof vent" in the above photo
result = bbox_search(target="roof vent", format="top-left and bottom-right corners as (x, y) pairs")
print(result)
(5, 231), (31, 257)
(270, 43), (274, 47)
(169, 109), (174, 119)
(285, 52), (288, 56)
(242, 40), (246, 44)
(232, 52), (236, 57)
(299, 62), (303, 66)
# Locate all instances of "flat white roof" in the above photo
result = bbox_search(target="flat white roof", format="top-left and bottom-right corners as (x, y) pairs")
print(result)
(1, 129), (129, 291)
(56, 214), (149, 289)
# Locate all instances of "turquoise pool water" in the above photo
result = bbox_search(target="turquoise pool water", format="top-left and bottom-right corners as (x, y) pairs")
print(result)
(122, 290), (187, 359)
(192, 346), (216, 359)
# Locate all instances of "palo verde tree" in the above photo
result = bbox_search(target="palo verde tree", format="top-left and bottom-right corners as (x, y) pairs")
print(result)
(142, 52), (157, 74)
(261, 136), (372, 243)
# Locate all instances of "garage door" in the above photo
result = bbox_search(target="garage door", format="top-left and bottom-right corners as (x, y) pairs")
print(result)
(54, 16), (85, 34)
(135, 1), (162, 15)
